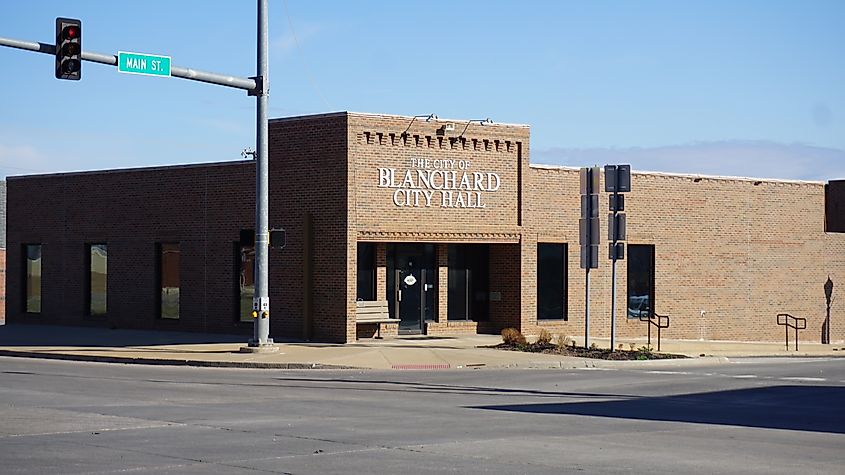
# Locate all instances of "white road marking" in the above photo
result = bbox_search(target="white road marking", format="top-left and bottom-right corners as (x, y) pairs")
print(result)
(732, 375), (758, 379)
(779, 377), (826, 382)
(646, 370), (691, 375)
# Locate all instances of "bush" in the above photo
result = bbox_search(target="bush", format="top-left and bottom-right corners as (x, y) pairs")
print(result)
(555, 334), (574, 348)
(501, 328), (527, 345)
(536, 328), (553, 345)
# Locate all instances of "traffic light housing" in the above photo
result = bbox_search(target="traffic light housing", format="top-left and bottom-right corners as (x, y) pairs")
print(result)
(55, 17), (81, 80)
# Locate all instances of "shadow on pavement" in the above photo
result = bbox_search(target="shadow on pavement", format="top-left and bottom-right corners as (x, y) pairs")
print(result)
(471, 385), (845, 434)
(274, 376), (641, 399)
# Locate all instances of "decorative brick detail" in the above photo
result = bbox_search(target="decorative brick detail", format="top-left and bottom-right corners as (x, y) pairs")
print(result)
(358, 230), (520, 243)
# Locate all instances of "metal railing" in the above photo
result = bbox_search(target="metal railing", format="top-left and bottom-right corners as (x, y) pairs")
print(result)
(776, 313), (807, 351)
(639, 312), (670, 351)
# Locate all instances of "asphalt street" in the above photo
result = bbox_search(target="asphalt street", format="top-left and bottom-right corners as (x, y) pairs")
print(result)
(0, 356), (843, 474)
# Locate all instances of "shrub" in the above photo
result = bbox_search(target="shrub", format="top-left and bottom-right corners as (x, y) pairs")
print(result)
(501, 328), (527, 345)
(536, 329), (553, 345)
(555, 334), (574, 348)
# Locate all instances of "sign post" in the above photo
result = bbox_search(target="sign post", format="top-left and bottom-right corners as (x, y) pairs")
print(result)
(605, 164), (631, 352)
(580, 167), (600, 349)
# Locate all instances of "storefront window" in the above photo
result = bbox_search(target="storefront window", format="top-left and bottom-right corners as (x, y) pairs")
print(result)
(448, 244), (489, 321)
(537, 243), (567, 320)
(159, 243), (180, 319)
(88, 244), (108, 316)
(627, 244), (655, 319)
(238, 243), (255, 322)
(25, 244), (42, 313)
(357, 243), (375, 301)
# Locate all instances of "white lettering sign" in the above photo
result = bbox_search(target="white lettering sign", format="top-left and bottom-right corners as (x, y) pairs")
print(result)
(377, 158), (502, 209)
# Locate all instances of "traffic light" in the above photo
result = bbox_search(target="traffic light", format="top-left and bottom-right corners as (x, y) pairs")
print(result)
(55, 17), (81, 80)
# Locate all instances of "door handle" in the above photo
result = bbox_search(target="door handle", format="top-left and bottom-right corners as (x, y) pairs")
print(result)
(398, 290), (402, 302)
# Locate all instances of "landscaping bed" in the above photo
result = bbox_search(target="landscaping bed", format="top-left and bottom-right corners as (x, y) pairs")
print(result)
(492, 329), (687, 360)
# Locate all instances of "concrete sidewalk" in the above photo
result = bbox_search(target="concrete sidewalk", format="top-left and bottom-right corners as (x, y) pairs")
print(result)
(0, 324), (843, 370)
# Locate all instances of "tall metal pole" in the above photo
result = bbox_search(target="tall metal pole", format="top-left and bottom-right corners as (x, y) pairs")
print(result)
(610, 247), (617, 352)
(585, 268), (590, 349)
(250, 0), (272, 347)
(610, 190), (618, 352)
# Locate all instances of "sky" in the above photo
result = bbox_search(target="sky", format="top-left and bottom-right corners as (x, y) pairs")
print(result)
(1, 0), (844, 181)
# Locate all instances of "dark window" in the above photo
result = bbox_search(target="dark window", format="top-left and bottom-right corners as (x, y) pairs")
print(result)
(24, 244), (42, 314)
(88, 244), (108, 316)
(448, 244), (490, 321)
(826, 180), (845, 233)
(627, 244), (655, 319)
(357, 243), (376, 301)
(158, 243), (180, 319)
(237, 241), (255, 322)
(537, 243), (567, 320)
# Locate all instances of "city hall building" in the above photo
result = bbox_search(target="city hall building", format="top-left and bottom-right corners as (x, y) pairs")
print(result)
(6, 112), (845, 344)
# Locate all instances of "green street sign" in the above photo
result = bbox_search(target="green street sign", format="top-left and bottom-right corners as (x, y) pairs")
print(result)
(117, 51), (171, 77)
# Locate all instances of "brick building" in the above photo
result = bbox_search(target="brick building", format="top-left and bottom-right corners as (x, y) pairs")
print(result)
(1, 180), (6, 325)
(5, 112), (845, 343)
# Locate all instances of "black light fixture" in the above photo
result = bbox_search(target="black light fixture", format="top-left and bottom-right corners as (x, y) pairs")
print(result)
(458, 118), (493, 138)
(401, 114), (437, 137)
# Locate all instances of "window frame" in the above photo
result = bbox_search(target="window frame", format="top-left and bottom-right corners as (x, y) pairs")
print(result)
(537, 243), (568, 321)
(626, 244), (656, 319)
(235, 239), (256, 323)
(86, 243), (108, 317)
(157, 242), (181, 320)
(23, 243), (42, 314)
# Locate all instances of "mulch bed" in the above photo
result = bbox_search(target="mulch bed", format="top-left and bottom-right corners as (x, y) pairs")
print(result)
(492, 342), (687, 360)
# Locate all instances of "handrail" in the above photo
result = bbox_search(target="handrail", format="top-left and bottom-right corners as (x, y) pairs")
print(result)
(638, 312), (670, 351)
(776, 313), (807, 351)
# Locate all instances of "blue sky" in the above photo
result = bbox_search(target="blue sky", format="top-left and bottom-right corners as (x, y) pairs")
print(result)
(1, 0), (843, 180)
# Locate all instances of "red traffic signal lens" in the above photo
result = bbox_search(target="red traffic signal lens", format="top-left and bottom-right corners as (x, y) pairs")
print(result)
(62, 59), (81, 73)
(62, 25), (79, 40)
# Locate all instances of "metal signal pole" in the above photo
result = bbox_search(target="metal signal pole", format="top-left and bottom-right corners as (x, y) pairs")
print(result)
(0, 0), (276, 351)
(248, 0), (274, 349)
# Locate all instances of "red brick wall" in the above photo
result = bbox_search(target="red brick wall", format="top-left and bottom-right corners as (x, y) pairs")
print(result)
(348, 113), (529, 339)
(524, 165), (845, 344)
(5, 112), (843, 344)
(0, 249), (5, 325)
(268, 113), (351, 343)
(6, 162), (256, 335)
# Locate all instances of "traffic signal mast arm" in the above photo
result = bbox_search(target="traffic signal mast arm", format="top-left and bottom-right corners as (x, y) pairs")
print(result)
(0, 35), (258, 93)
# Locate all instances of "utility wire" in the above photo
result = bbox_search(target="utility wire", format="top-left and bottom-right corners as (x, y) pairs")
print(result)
(283, 0), (333, 111)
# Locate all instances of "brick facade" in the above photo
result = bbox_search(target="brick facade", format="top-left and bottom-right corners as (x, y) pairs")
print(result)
(5, 112), (844, 344)
(0, 249), (5, 325)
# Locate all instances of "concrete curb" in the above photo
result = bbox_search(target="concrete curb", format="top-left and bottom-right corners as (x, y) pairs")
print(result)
(0, 350), (358, 370)
(496, 356), (731, 370)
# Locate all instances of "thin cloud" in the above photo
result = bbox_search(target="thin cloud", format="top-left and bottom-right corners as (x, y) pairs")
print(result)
(533, 140), (845, 181)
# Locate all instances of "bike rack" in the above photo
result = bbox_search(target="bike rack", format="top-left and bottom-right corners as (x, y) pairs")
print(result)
(776, 313), (807, 351)
(638, 312), (670, 351)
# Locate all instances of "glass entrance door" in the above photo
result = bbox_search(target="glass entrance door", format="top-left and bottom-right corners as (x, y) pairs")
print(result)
(388, 244), (436, 333)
